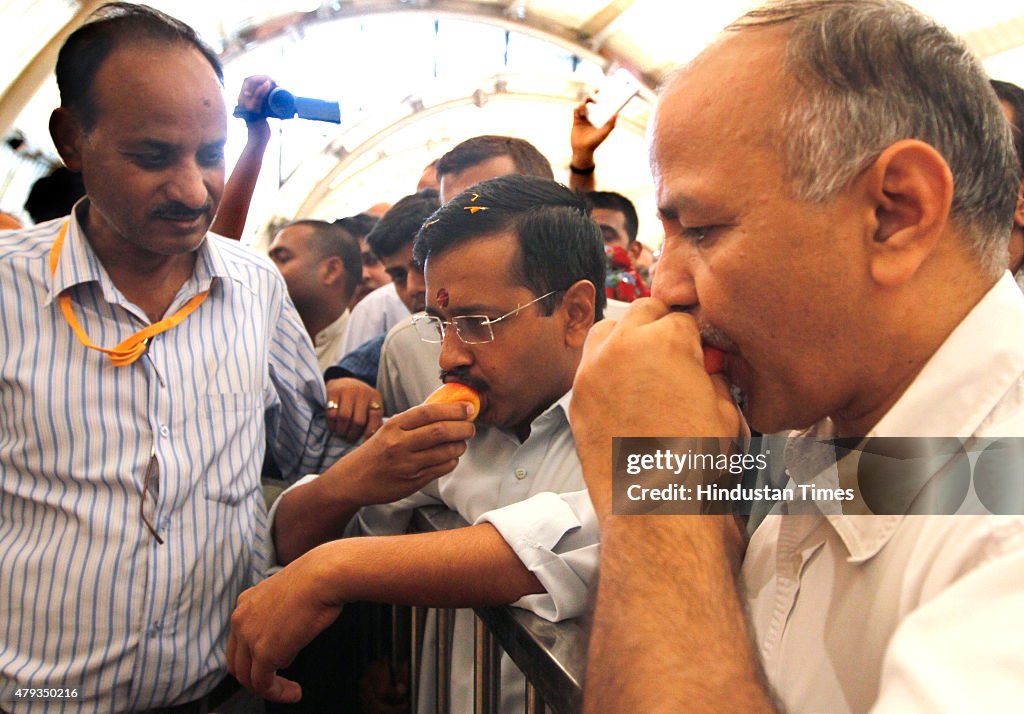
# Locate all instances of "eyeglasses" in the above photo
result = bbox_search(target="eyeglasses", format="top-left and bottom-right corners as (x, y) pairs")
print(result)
(140, 454), (165, 545)
(412, 290), (558, 345)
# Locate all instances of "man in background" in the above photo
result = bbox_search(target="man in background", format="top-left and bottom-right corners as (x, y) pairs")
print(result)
(268, 219), (362, 370)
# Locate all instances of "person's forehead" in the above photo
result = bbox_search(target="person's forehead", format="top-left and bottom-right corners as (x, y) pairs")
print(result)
(273, 224), (316, 248)
(425, 233), (521, 297)
(651, 31), (789, 194)
(657, 30), (787, 132)
(591, 207), (627, 229)
(89, 42), (225, 130)
(439, 155), (519, 202)
(380, 242), (415, 267)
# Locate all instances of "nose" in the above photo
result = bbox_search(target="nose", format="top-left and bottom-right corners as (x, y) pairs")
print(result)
(165, 158), (211, 209)
(651, 237), (699, 311)
(437, 322), (473, 373)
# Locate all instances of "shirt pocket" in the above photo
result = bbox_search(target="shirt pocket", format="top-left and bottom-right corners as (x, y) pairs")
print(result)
(199, 391), (263, 505)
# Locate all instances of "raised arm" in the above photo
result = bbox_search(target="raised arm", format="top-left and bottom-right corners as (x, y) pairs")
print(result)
(211, 76), (274, 240)
(569, 98), (617, 193)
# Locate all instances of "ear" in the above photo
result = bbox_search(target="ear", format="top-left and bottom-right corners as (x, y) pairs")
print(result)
(627, 240), (643, 263)
(1009, 187), (1024, 274)
(560, 280), (596, 349)
(1014, 185), (1024, 230)
(320, 256), (344, 286)
(49, 108), (85, 172)
(860, 139), (953, 287)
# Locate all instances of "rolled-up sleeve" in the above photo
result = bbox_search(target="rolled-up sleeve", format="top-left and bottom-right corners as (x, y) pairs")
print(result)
(475, 490), (599, 622)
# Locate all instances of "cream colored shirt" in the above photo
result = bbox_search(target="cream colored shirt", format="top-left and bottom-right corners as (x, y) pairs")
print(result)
(313, 308), (350, 371)
(743, 273), (1024, 713)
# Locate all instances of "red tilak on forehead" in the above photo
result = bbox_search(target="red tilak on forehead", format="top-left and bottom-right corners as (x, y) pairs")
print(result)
(436, 288), (450, 308)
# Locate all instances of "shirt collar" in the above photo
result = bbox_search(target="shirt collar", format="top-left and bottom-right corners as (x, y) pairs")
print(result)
(540, 389), (573, 428)
(45, 200), (244, 307)
(790, 274), (1024, 561)
(314, 309), (351, 349)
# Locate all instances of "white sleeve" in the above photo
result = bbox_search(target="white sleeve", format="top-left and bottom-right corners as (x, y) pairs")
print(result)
(475, 490), (599, 623)
(339, 284), (410, 357)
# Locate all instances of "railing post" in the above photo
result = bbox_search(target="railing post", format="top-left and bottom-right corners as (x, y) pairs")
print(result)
(410, 605), (422, 710)
(436, 608), (453, 712)
(474, 616), (501, 713)
(526, 681), (546, 714)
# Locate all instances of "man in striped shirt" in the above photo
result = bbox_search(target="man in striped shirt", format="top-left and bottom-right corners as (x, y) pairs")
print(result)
(0, 4), (335, 712)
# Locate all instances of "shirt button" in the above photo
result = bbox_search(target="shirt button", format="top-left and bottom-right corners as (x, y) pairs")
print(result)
(160, 425), (170, 438)
(514, 468), (527, 480)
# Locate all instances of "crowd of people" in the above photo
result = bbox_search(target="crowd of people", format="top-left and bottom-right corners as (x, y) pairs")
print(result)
(1, 1), (1023, 713)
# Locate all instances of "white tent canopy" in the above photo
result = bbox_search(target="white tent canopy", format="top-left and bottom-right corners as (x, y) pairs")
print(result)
(2, 0), (1023, 246)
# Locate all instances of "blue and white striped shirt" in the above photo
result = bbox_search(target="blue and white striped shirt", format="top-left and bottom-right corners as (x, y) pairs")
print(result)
(0, 213), (333, 712)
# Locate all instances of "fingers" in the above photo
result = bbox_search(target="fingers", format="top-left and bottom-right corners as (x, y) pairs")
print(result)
(366, 404), (384, 439)
(339, 396), (366, 444)
(268, 676), (303, 703)
(399, 440), (468, 481)
(228, 588), (305, 704)
(393, 401), (476, 432)
(380, 413), (475, 458)
(251, 667), (302, 704)
(325, 380), (386, 443)
(239, 76), (274, 108)
(613, 296), (674, 327)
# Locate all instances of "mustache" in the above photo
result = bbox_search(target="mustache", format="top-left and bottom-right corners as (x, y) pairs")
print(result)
(150, 201), (212, 221)
(439, 367), (487, 394)
(697, 320), (735, 352)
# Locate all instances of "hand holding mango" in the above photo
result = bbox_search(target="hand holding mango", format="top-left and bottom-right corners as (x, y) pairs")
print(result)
(423, 382), (481, 421)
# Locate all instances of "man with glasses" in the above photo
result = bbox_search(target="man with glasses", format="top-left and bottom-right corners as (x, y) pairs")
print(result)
(229, 175), (605, 713)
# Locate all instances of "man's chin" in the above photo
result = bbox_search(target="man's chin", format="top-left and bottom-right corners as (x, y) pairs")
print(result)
(149, 218), (210, 250)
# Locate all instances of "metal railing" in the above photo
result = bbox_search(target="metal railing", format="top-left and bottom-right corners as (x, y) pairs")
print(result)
(409, 506), (587, 714)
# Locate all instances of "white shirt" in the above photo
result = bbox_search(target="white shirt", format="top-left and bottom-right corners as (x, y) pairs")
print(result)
(743, 273), (1024, 713)
(278, 392), (597, 713)
(337, 282), (409, 358)
(378, 315), (441, 414)
(313, 308), (350, 371)
(359, 392), (596, 713)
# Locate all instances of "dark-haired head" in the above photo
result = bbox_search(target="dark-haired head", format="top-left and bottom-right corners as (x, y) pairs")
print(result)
(56, 2), (223, 131)
(333, 213), (379, 241)
(435, 136), (553, 203)
(585, 190), (639, 245)
(436, 136), (553, 181)
(415, 175), (606, 321)
(992, 79), (1024, 175)
(366, 189), (439, 259)
(24, 167), (86, 223)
